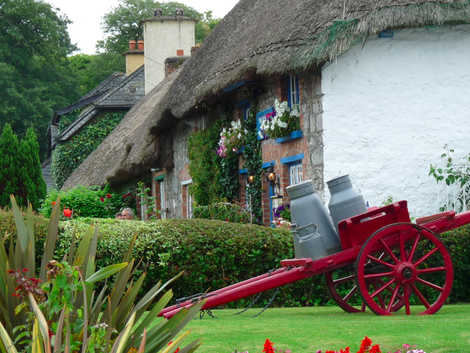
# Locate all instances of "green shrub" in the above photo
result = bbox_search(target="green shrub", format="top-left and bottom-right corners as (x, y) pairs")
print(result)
(40, 184), (136, 218)
(438, 224), (470, 303)
(193, 201), (251, 223)
(0, 213), (468, 307)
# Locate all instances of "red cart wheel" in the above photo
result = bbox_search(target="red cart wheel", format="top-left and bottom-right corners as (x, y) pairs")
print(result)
(355, 223), (453, 315)
(325, 265), (404, 313)
(325, 266), (366, 313)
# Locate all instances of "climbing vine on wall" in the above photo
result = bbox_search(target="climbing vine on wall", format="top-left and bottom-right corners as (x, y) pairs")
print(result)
(242, 104), (263, 225)
(51, 110), (127, 189)
(187, 101), (263, 225)
(188, 115), (240, 206)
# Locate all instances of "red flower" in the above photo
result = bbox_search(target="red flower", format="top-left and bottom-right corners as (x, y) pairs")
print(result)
(63, 209), (72, 218)
(106, 194), (112, 198)
(100, 197), (104, 202)
(370, 345), (381, 353)
(123, 195), (127, 198)
(263, 339), (275, 353)
(52, 201), (56, 206)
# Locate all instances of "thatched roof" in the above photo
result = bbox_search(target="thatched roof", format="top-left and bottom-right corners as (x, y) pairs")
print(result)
(62, 70), (179, 190)
(154, 0), (470, 122)
(63, 0), (470, 188)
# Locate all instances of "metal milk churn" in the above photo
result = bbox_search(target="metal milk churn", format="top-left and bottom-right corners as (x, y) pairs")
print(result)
(287, 180), (342, 259)
(327, 174), (367, 234)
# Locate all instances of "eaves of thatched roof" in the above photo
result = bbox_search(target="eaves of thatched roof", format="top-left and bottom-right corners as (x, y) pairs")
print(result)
(62, 70), (180, 190)
(155, 0), (470, 122)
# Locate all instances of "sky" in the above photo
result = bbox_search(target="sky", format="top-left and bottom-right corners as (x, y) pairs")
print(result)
(44, 0), (239, 54)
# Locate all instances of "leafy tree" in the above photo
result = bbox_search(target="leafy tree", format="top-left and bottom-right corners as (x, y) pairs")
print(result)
(98, 0), (220, 54)
(0, 124), (21, 207)
(68, 52), (126, 96)
(0, 124), (46, 209)
(0, 0), (80, 159)
(18, 128), (47, 210)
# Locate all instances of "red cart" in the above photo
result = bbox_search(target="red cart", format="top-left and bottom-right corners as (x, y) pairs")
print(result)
(160, 201), (470, 317)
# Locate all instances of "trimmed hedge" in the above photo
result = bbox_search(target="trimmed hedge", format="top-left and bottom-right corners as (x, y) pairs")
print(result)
(1, 213), (469, 307)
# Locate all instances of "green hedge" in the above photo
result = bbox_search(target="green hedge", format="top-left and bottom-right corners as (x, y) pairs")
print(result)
(1, 213), (469, 307)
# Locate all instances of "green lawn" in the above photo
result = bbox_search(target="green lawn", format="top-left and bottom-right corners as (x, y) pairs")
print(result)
(167, 304), (470, 353)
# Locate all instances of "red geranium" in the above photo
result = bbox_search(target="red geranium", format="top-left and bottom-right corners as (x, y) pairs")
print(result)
(63, 209), (72, 218)
(106, 194), (112, 198)
(123, 195), (127, 198)
(263, 339), (275, 353)
(100, 197), (104, 202)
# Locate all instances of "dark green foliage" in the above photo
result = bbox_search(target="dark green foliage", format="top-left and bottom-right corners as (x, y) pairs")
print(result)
(188, 118), (240, 207)
(0, 124), (20, 207)
(438, 225), (470, 303)
(17, 128), (47, 209)
(40, 184), (136, 218)
(51, 111), (127, 188)
(0, 0), (80, 158)
(67, 53), (126, 96)
(242, 105), (264, 225)
(0, 214), (470, 307)
(193, 201), (251, 223)
(188, 121), (223, 205)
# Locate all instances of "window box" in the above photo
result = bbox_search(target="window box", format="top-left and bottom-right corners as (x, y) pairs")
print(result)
(276, 130), (303, 143)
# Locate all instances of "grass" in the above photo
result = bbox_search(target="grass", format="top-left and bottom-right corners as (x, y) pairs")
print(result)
(162, 304), (470, 353)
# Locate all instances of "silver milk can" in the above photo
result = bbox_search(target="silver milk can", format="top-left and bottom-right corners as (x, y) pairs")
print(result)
(287, 180), (342, 258)
(327, 174), (367, 234)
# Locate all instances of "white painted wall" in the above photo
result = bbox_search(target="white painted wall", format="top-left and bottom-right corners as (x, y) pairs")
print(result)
(143, 19), (196, 93)
(321, 25), (470, 219)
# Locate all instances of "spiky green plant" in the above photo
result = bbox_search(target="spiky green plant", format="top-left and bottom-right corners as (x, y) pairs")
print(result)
(0, 195), (204, 353)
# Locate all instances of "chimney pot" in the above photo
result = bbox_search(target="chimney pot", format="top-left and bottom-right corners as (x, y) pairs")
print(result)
(154, 8), (163, 17)
(176, 49), (184, 56)
(129, 40), (136, 50)
(137, 40), (144, 50)
(175, 8), (184, 17)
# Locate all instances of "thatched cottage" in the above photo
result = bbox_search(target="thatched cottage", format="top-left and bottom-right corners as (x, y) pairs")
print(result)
(63, 0), (470, 224)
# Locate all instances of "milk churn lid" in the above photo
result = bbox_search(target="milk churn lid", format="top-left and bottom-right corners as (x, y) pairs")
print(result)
(326, 174), (350, 188)
(286, 179), (316, 199)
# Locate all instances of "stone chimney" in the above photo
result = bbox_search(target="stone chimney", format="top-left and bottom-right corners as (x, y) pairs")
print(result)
(123, 39), (145, 76)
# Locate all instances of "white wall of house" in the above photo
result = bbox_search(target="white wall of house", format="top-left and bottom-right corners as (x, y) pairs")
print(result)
(321, 24), (470, 218)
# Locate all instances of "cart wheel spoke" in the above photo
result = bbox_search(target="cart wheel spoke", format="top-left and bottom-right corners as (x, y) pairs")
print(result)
(415, 277), (444, 292)
(413, 247), (439, 267)
(410, 283), (431, 309)
(356, 223), (453, 316)
(404, 284), (411, 315)
(378, 238), (400, 264)
(407, 233), (421, 262)
(387, 282), (402, 312)
(325, 268), (365, 313)
(366, 254), (395, 270)
(372, 281), (387, 309)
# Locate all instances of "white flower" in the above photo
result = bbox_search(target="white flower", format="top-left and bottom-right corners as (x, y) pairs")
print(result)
(237, 133), (242, 139)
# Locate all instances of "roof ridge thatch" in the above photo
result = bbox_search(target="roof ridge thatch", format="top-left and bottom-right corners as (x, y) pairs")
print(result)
(153, 0), (470, 122)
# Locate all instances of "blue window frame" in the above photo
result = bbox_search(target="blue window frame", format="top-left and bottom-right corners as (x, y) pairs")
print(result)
(287, 75), (299, 107)
(281, 153), (304, 186)
(256, 107), (274, 140)
(238, 99), (252, 121)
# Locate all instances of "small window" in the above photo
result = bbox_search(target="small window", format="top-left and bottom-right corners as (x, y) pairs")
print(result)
(187, 189), (193, 219)
(289, 163), (303, 185)
(288, 75), (299, 107)
(160, 180), (166, 219)
(238, 99), (252, 121)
